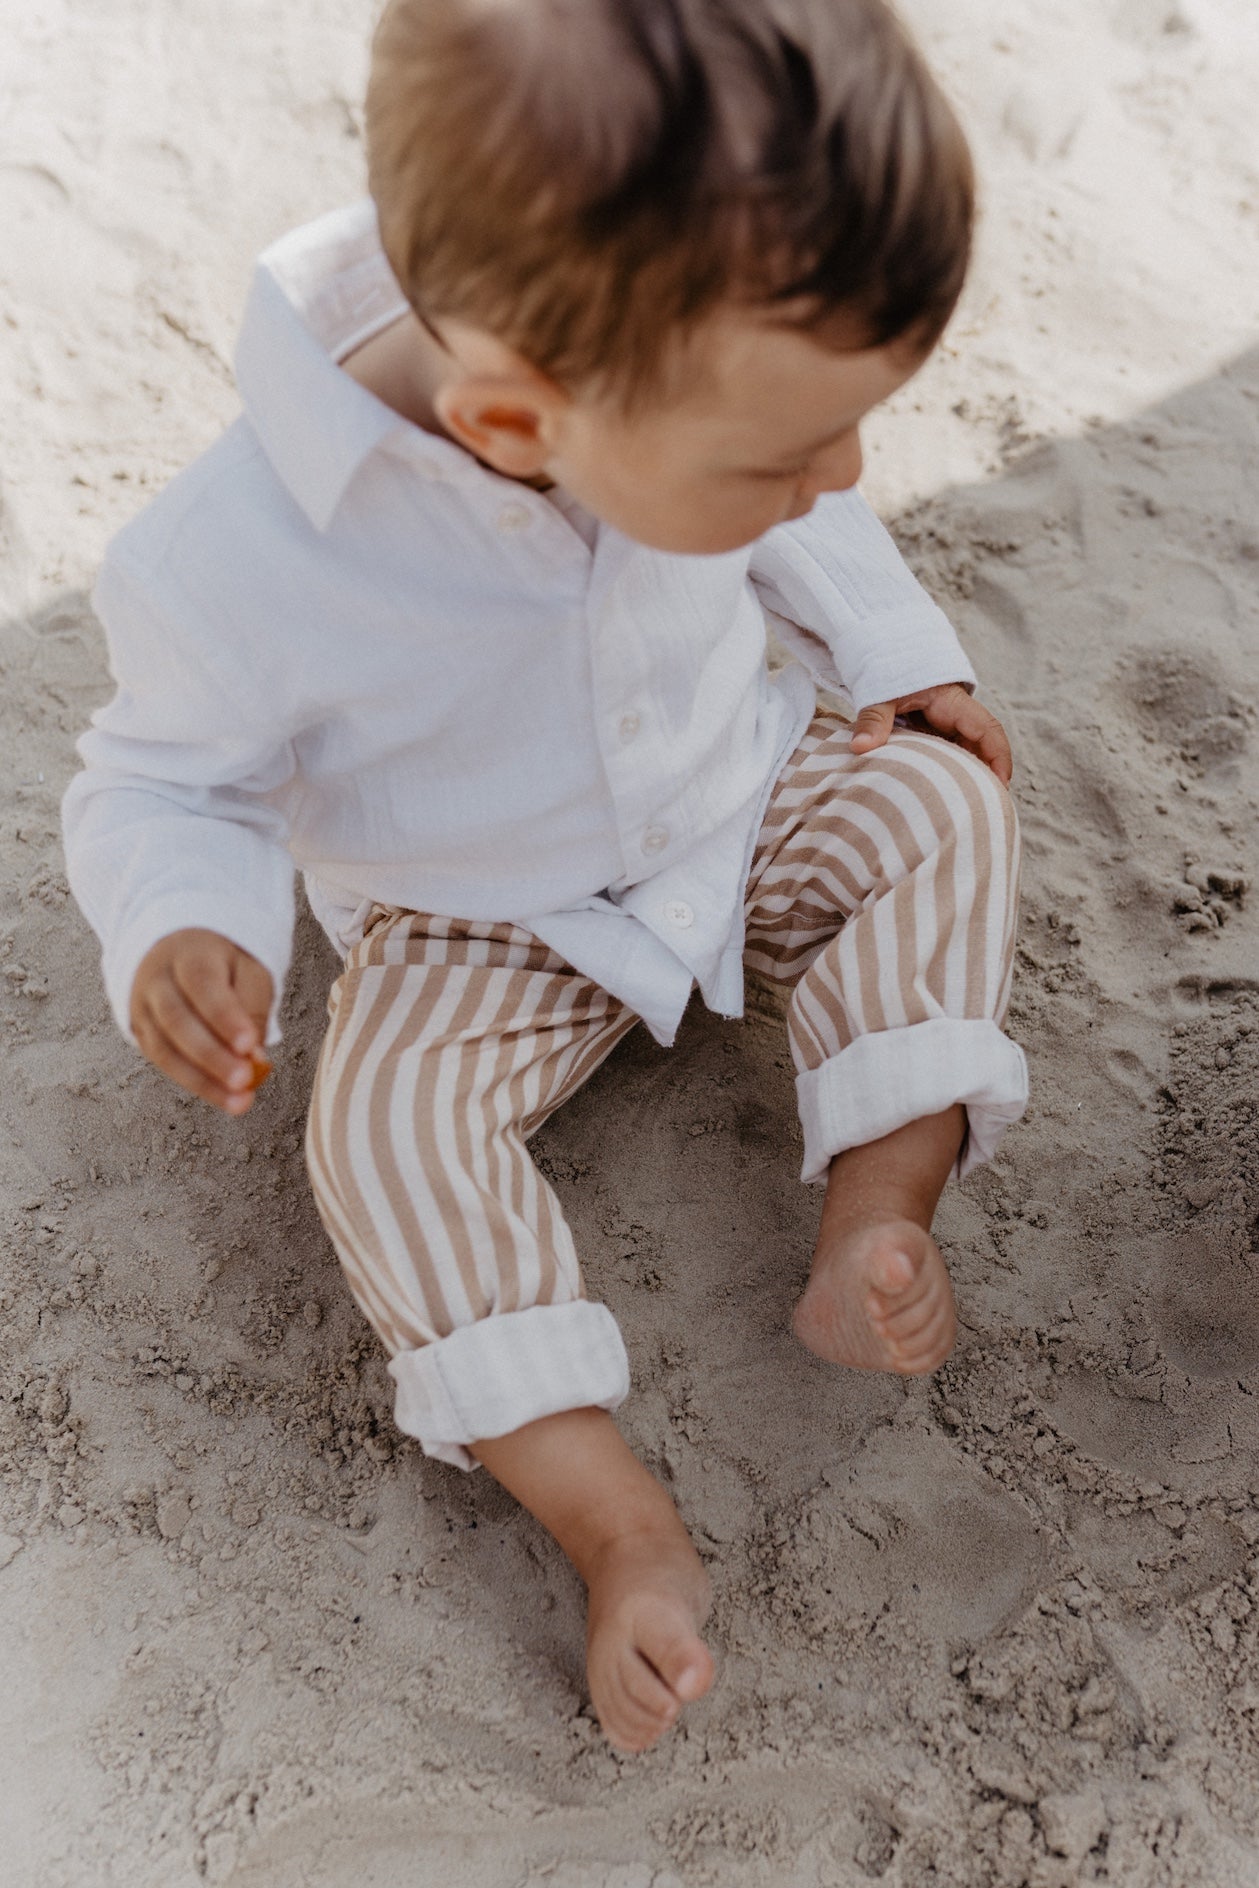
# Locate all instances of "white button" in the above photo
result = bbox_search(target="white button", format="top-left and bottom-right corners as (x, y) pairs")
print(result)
(663, 900), (693, 928)
(642, 825), (669, 854)
(618, 712), (641, 743)
(496, 501), (533, 534)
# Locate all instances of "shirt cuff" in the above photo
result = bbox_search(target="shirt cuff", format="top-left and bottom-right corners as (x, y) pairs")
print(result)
(388, 1301), (631, 1471)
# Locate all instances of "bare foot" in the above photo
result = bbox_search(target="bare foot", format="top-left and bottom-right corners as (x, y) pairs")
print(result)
(472, 1408), (715, 1757)
(793, 1216), (957, 1375)
(584, 1527), (714, 1753)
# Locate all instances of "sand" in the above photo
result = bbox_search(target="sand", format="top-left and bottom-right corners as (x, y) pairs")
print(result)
(3, 1), (1259, 1882)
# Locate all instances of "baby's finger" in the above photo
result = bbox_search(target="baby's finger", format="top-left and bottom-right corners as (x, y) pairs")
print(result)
(146, 973), (256, 1094)
(973, 717), (1014, 785)
(232, 950), (275, 1041)
(849, 700), (896, 755)
(134, 1005), (254, 1114)
(944, 702), (1013, 784)
(172, 943), (262, 1056)
(920, 694), (1014, 785)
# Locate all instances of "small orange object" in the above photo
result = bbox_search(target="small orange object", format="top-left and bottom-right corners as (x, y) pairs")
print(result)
(246, 1047), (273, 1090)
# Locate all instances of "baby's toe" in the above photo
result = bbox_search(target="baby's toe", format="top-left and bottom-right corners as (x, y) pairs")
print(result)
(618, 1645), (680, 1722)
(596, 1653), (676, 1752)
(870, 1278), (955, 1371)
(870, 1244), (917, 1294)
(868, 1283), (938, 1339)
(638, 1613), (715, 1705)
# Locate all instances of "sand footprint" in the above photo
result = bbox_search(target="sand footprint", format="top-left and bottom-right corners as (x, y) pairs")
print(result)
(1152, 1226), (1259, 1381)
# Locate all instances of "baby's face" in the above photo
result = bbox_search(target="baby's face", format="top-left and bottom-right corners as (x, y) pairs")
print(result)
(546, 314), (928, 555)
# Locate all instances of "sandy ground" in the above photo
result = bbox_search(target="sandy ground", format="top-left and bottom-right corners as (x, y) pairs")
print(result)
(3, 2), (1259, 1883)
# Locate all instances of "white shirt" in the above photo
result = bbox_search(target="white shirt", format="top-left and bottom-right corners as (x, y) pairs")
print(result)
(62, 202), (976, 1047)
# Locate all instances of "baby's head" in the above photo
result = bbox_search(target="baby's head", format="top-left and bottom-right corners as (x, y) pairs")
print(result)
(367, 0), (973, 552)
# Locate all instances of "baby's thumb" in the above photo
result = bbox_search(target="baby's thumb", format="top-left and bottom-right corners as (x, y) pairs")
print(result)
(849, 701), (896, 754)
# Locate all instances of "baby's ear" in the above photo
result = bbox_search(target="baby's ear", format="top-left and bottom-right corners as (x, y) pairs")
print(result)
(435, 378), (560, 478)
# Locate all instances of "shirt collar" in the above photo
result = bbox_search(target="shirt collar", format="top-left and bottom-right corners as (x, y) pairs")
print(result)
(234, 200), (422, 531)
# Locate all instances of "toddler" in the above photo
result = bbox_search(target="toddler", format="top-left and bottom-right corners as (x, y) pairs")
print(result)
(63, 0), (1027, 1752)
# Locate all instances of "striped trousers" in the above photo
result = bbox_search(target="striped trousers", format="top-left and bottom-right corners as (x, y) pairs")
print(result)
(306, 714), (1025, 1467)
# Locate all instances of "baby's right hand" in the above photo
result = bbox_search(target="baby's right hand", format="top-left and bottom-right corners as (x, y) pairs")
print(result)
(130, 929), (274, 1115)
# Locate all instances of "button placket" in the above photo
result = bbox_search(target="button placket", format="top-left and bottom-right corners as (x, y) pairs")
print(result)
(588, 554), (676, 870)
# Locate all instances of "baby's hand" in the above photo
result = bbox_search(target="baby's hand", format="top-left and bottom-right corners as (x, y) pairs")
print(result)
(849, 683), (1013, 786)
(130, 929), (274, 1115)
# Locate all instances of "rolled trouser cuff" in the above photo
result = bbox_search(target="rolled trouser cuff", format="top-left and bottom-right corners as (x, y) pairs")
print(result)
(796, 1017), (1028, 1185)
(388, 1300), (631, 1471)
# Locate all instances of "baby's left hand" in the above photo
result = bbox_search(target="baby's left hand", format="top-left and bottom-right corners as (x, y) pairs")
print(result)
(849, 683), (1013, 786)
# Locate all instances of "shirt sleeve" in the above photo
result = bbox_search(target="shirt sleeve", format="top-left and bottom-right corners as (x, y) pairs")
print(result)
(747, 487), (976, 711)
(62, 551), (298, 1044)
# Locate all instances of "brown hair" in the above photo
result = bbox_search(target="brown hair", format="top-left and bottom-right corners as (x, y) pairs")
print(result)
(366, 0), (974, 407)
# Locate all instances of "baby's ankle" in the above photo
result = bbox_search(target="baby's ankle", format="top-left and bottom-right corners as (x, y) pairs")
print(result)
(470, 1404), (694, 1585)
(582, 1512), (710, 1599)
(819, 1106), (967, 1240)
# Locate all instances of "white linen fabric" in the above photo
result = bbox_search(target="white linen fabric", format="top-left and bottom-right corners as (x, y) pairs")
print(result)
(62, 200), (979, 1052)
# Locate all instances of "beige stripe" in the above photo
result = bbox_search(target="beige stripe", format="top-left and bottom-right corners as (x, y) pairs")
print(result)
(883, 762), (962, 1028)
(359, 961), (488, 1337)
(752, 843), (868, 919)
(307, 1057), (405, 1341)
(306, 1104), (411, 1348)
(494, 969), (575, 1309)
(512, 975), (631, 1304)
(994, 802), (1022, 1020)
(363, 963), (470, 1335)
(312, 964), (445, 1347)
(819, 780), (956, 1041)
(826, 753), (983, 1028)
(789, 968), (842, 1064)
(322, 913), (494, 1341)
(514, 982), (635, 1307)
(889, 738), (1016, 1017)
(753, 726), (1020, 1072)
(483, 971), (589, 1313)
(921, 747), (995, 1016)
(800, 935), (861, 1056)
(414, 965), (536, 1324)
(324, 962), (453, 1336)
(991, 775), (1022, 1016)
(350, 963), (466, 1333)
(308, 915), (636, 1359)
(953, 744), (1017, 1017)
(441, 966), (540, 1316)
(472, 971), (559, 1314)
(320, 959), (359, 1072)
(755, 797), (915, 1035)
(540, 1001), (636, 1123)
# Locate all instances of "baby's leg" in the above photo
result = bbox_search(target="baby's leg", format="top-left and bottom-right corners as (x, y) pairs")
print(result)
(744, 720), (1025, 1374)
(305, 910), (712, 1749)
(474, 1409), (713, 1752)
